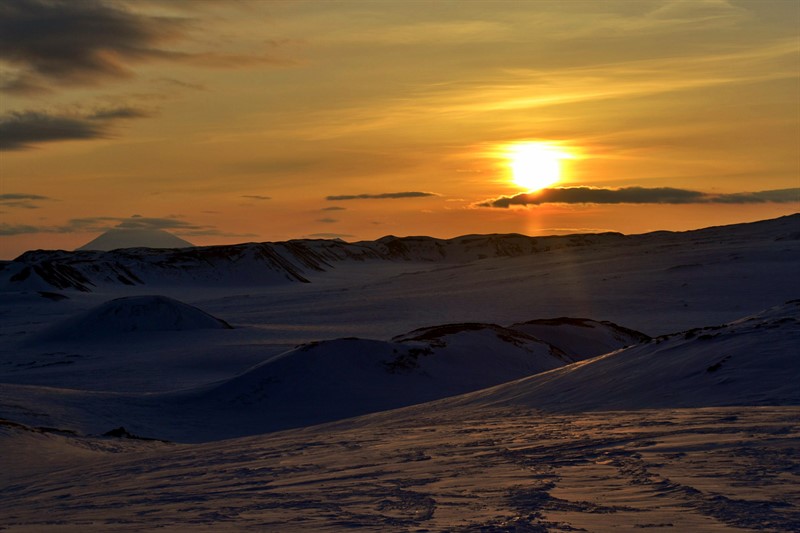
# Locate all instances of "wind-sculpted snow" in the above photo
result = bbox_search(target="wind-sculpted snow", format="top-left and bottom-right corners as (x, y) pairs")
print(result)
(457, 300), (800, 411)
(35, 295), (232, 341)
(2, 407), (799, 532)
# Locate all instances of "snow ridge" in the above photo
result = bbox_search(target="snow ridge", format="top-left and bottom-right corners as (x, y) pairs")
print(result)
(4, 213), (796, 293)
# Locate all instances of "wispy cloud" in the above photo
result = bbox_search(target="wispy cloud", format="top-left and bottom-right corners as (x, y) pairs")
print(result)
(241, 195), (272, 201)
(477, 187), (800, 208)
(326, 191), (437, 201)
(322, 206), (346, 211)
(0, 214), (253, 238)
(305, 232), (354, 240)
(0, 107), (149, 150)
(0, 193), (52, 209)
(316, 217), (337, 223)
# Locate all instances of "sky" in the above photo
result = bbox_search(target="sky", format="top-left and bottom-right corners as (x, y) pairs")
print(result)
(1, 0), (798, 258)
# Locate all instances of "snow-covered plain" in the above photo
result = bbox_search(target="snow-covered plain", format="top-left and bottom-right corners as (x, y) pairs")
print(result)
(0, 214), (798, 531)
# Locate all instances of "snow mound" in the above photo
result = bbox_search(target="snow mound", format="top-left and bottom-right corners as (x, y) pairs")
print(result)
(509, 317), (650, 361)
(36, 295), (232, 341)
(77, 228), (193, 251)
(460, 301), (800, 411)
(191, 324), (567, 435)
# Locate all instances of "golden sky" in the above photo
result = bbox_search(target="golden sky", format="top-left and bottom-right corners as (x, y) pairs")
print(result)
(1, 0), (798, 258)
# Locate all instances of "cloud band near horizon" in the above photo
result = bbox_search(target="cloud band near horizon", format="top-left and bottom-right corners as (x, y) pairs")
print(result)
(326, 191), (437, 201)
(0, 215), (254, 238)
(477, 187), (800, 208)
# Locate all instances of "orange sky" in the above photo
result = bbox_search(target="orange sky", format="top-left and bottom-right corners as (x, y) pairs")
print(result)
(1, 0), (798, 258)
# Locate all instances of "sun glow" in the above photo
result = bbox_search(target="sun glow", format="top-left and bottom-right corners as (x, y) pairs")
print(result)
(506, 142), (574, 191)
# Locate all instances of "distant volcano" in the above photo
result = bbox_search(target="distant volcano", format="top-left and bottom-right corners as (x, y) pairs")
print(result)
(77, 228), (194, 251)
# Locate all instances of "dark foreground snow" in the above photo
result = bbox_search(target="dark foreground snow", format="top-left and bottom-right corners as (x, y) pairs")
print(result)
(0, 215), (798, 531)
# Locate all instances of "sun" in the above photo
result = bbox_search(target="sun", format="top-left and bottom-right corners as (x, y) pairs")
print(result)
(506, 142), (573, 191)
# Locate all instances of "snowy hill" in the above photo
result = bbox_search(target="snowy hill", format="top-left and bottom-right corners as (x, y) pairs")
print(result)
(0, 216), (798, 532)
(2, 302), (795, 442)
(77, 228), (194, 251)
(0, 321), (574, 441)
(35, 295), (232, 342)
(457, 300), (800, 411)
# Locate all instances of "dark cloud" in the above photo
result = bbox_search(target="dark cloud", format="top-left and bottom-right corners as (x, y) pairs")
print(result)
(0, 0), (182, 92)
(241, 195), (272, 201)
(317, 218), (337, 224)
(711, 188), (800, 204)
(0, 71), (50, 94)
(326, 191), (437, 201)
(0, 223), (41, 236)
(89, 106), (151, 120)
(114, 216), (203, 231)
(0, 1), (294, 95)
(1, 215), (208, 236)
(477, 187), (800, 208)
(322, 206), (346, 211)
(306, 232), (354, 240)
(0, 193), (52, 209)
(0, 106), (149, 150)
(0, 111), (104, 150)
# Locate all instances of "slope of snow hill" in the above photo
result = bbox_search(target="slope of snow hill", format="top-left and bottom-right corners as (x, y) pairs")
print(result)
(457, 300), (800, 412)
(35, 295), (232, 341)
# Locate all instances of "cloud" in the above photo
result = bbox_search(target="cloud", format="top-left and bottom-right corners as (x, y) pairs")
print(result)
(317, 218), (337, 224)
(241, 195), (272, 200)
(305, 232), (354, 240)
(0, 214), (242, 237)
(0, 193), (52, 209)
(0, 107), (148, 150)
(477, 187), (800, 208)
(0, 0), (182, 91)
(0, 0), (294, 95)
(89, 106), (151, 120)
(0, 223), (41, 236)
(322, 206), (346, 211)
(326, 191), (438, 201)
(711, 188), (800, 204)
